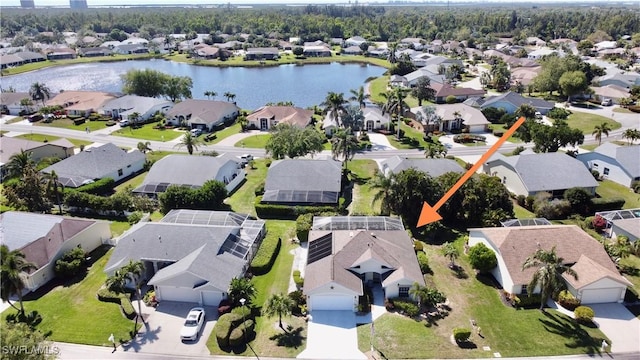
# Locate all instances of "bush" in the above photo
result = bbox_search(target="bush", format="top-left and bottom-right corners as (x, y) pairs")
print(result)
(574, 306), (595, 324)
(390, 298), (419, 317)
(96, 288), (136, 319)
(250, 234), (281, 275)
(557, 290), (581, 311)
(467, 243), (498, 273)
(516, 195), (526, 207)
(493, 130), (504, 137)
(445, 95), (457, 104)
(564, 187), (593, 215)
(453, 328), (471, 343)
(591, 197), (625, 212)
(632, 180), (640, 194)
(413, 240), (423, 252)
(228, 319), (255, 347)
(255, 196), (338, 218)
(288, 290), (307, 315)
(218, 299), (232, 316)
(514, 294), (543, 308)
(417, 251), (431, 274)
(73, 177), (115, 195)
(292, 270), (304, 287)
(54, 247), (86, 279)
(592, 215), (607, 231)
(127, 211), (144, 224)
(534, 198), (571, 220)
(254, 181), (265, 195)
(215, 313), (243, 348)
(296, 213), (313, 242)
(591, 169), (600, 179)
(231, 305), (252, 319)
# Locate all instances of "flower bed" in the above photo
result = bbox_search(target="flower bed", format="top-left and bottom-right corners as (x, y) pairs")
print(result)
(453, 134), (486, 143)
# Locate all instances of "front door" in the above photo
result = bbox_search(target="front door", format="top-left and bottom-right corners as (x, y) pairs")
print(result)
(260, 118), (268, 130)
(366, 120), (374, 131)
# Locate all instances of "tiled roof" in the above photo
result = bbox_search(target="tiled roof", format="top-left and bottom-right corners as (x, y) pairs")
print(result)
(247, 106), (313, 128)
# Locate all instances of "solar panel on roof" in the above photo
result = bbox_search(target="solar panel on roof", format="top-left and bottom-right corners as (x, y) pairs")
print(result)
(307, 233), (333, 264)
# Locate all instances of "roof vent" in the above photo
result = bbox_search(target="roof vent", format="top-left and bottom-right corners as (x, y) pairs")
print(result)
(158, 236), (162, 243)
(349, 231), (353, 238)
(371, 232), (376, 238)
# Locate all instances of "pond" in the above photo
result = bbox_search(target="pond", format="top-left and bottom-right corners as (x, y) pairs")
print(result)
(1, 60), (386, 110)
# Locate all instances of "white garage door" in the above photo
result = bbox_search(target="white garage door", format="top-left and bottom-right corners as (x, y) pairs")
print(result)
(580, 288), (623, 304)
(157, 286), (201, 304)
(202, 291), (223, 306)
(310, 295), (353, 311)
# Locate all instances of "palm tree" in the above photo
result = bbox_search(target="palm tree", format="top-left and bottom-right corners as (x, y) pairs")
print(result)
(128, 112), (141, 128)
(622, 128), (640, 145)
(424, 141), (447, 158)
(228, 277), (256, 307)
(442, 242), (459, 268)
(387, 42), (398, 64)
(106, 260), (146, 324)
(370, 170), (394, 215)
(19, 98), (34, 114)
(164, 34), (174, 51)
(380, 87), (409, 138)
(43, 170), (63, 214)
(0, 245), (38, 314)
(174, 132), (203, 155)
(409, 282), (430, 308)
(349, 86), (369, 109)
(263, 293), (294, 330)
(237, 115), (248, 132)
(522, 246), (578, 310)
(592, 122), (612, 145)
(321, 92), (347, 128)
(223, 92), (234, 102)
(137, 141), (152, 154)
(6, 149), (35, 178)
(29, 82), (51, 106)
(228, 93), (236, 103)
(331, 127), (358, 170)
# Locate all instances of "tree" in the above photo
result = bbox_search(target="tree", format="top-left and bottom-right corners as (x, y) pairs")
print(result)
(54, 247), (86, 279)
(263, 293), (294, 330)
(386, 168), (442, 227)
(442, 242), (460, 268)
(0, 245), (38, 314)
(558, 70), (588, 102)
(592, 122), (612, 145)
(228, 277), (256, 307)
(29, 82), (51, 105)
(489, 59), (511, 91)
(531, 120), (584, 152)
(322, 92), (347, 128)
(106, 260), (146, 325)
(521, 246), (578, 310)
(265, 124), (325, 159)
(409, 282), (446, 308)
(349, 86), (369, 109)
(622, 128), (640, 145)
(20, 97), (34, 114)
(137, 141), (152, 154)
(128, 111), (141, 128)
(370, 170), (393, 215)
(292, 46), (304, 57)
(121, 69), (168, 98)
(387, 41), (398, 64)
(467, 243), (498, 273)
(411, 77), (435, 106)
(3, 166), (51, 212)
(43, 170), (63, 214)
(5, 149), (35, 178)
(563, 187), (592, 215)
(204, 90), (217, 100)
(164, 75), (193, 102)
(380, 87), (409, 138)
(0, 323), (55, 360)
(330, 127), (358, 169)
(174, 131), (203, 155)
(424, 141), (447, 158)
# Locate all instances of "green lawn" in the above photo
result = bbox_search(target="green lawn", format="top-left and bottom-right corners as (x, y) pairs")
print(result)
(0, 247), (137, 346)
(169, 52), (390, 69)
(114, 172), (148, 192)
(225, 159), (268, 216)
(513, 204), (535, 218)
(112, 123), (184, 142)
(488, 123), (523, 143)
(13, 133), (93, 147)
(36, 118), (109, 132)
(1, 53), (160, 76)
(385, 121), (431, 150)
(236, 134), (270, 149)
(596, 179), (640, 209)
(209, 122), (241, 144)
(110, 219), (132, 237)
(348, 159), (382, 215)
(618, 254), (640, 301)
(566, 111), (621, 135)
(368, 76), (389, 104)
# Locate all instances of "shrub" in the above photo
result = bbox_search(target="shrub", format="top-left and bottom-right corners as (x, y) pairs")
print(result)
(255, 196), (338, 218)
(493, 130), (504, 137)
(73, 177), (115, 195)
(592, 215), (607, 231)
(534, 198), (571, 220)
(254, 181), (265, 195)
(467, 243), (498, 273)
(525, 195), (535, 210)
(250, 234), (281, 275)
(564, 187), (593, 215)
(143, 290), (156, 306)
(557, 290), (581, 311)
(445, 95), (457, 104)
(574, 306), (595, 324)
(54, 247), (86, 279)
(215, 313), (243, 348)
(292, 270), (304, 287)
(632, 180), (640, 194)
(127, 211), (144, 225)
(390, 298), (419, 317)
(296, 213), (313, 242)
(591, 197), (626, 212)
(231, 305), (252, 319)
(97, 288), (136, 319)
(516, 195), (526, 207)
(228, 319), (254, 347)
(514, 294), (543, 308)
(417, 251), (431, 274)
(218, 299), (232, 316)
(453, 328), (471, 342)
(288, 290), (307, 315)
(413, 240), (423, 252)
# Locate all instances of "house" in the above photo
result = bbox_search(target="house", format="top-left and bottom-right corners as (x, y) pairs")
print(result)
(468, 225), (631, 304)
(246, 106), (313, 131)
(511, 66), (542, 86)
(526, 37), (546, 46)
(46, 91), (117, 117)
(41, 143), (145, 188)
(404, 68), (446, 88)
(304, 216), (424, 311)
(389, 75), (409, 88)
(0, 54), (23, 69)
(595, 73), (640, 90)
(1, 137), (74, 179)
(114, 44), (149, 55)
(166, 100), (239, 131)
(345, 36), (367, 47)
(379, 156), (464, 177)
(483, 152), (599, 197)
(0, 211), (111, 292)
(244, 47), (279, 60)
(577, 143), (640, 187)
(303, 45), (332, 57)
(1, 92), (35, 115)
(412, 103), (490, 133)
(527, 48), (561, 60)
(479, 91), (555, 115)
(591, 85), (630, 103)
(430, 83), (487, 104)
(0, 51), (46, 69)
(133, 154), (245, 196)
(77, 47), (112, 57)
(105, 209), (266, 306)
(362, 106), (392, 132)
(45, 47), (76, 60)
(100, 95), (173, 122)
(342, 46), (363, 55)
(262, 159), (341, 205)
(194, 45), (221, 59)
(610, 218), (640, 242)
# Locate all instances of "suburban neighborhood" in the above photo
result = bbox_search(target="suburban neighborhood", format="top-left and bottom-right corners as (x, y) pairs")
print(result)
(1, 2), (640, 360)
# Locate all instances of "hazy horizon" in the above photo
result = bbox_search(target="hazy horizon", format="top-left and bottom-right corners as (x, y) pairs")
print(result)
(2, 0), (630, 6)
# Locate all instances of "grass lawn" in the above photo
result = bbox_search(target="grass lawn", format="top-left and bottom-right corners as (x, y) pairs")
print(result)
(0, 247), (138, 346)
(169, 52), (390, 69)
(114, 172), (148, 192)
(112, 123), (184, 142)
(566, 111), (621, 135)
(596, 179), (640, 209)
(513, 204), (535, 218)
(0, 54), (159, 75)
(236, 134), (270, 149)
(348, 159), (382, 215)
(618, 254), (640, 296)
(110, 219), (132, 237)
(488, 123), (523, 143)
(36, 118), (108, 132)
(13, 133), (93, 148)
(209, 122), (241, 144)
(368, 76), (389, 104)
(358, 234), (609, 358)
(225, 159), (268, 216)
(385, 121), (431, 150)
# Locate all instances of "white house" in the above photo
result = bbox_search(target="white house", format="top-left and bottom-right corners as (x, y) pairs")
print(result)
(0, 212), (111, 292)
(577, 143), (640, 188)
(468, 225), (631, 304)
(166, 100), (239, 131)
(100, 95), (173, 121)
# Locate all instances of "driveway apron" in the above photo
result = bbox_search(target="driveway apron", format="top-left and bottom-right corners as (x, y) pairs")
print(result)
(297, 310), (366, 360)
(590, 303), (640, 353)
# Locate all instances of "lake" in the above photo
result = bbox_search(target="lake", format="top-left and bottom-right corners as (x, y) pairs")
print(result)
(0, 60), (385, 110)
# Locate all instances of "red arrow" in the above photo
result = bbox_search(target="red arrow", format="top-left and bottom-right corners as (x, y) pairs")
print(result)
(417, 116), (526, 227)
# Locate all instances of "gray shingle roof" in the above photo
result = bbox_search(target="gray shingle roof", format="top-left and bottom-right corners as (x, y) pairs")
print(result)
(481, 91), (555, 111)
(381, 156), (465, 177)
(595, 143), (640, 178)
(265, 159), (341, 193)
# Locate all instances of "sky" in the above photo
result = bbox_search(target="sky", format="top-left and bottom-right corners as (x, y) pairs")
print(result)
(2, 0), (631, 6)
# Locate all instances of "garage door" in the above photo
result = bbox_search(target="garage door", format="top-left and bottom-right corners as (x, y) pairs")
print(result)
(157, 286), (201, 304)
(202, 291), (223, 306)
(580, 288), (623, 304)
(310, 295), (354, 311)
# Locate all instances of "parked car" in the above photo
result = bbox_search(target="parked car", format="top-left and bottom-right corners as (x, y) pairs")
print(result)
(239, 154), (253, 167)
(28, 114), (44, 122)
(601, 98), (613, 106)
(180, 307), (205, 341)
(534, 112), (543, 119)
(190, 128), (202, 137)
(119, 119), (130, 127)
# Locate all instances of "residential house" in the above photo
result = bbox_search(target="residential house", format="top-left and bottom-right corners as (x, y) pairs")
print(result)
(114, 44), (149, 55)
(77, 47), (112, 57)
(166, 100), (239, 131)
(610, 218), (640, 242)
(379, 156), (465, 177)
(577, 143), (640, 187)
(41, 143), (145, 188)
(46, 91), (117, 117)
(303, 45), (332, 57)
(389, 75), (409, 88)
(0, 51), (46, 69)
(405, 68), (446, 87)
(329, 38), (344, 46)
(45, 47), (76, 60)
(1, 92), (35, 114)
(400, 37), (425, 50)
(342, 46), (363, 55)
(345, 36), (367, 47)
(591, 85), (630, 103)
(133, 154), (245, 197)
(322, 105), (390, 135)
(100, 95), (173, 122)
(105, 209), (265, 306)
(304, 216), (424, 311)
(246, 105), (313, 131)
(527, 48), (561, 60)
(525, 37), (546, 46)
(262, 159), (341, 205)
(0, 54), (23, 69)
(595, 73), (640, 90)
(468, 225), (631, 304)
(194, 45), (221, 59)
(483, 151), (599, 197)
(511, 66), (542, 87)
(412, 103), (490, 133)
(431, 83), (487, 104)
(244, 47), (280, 60)
(0, 211), (111, 292)
(479, 91), (556, 115)
(0, 137), (75, 179)
(595, 41), (618, 51)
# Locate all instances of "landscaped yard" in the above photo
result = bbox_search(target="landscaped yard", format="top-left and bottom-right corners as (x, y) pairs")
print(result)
(385, 121), (432, 150)
(36, 118), (109, 132)
(596, 179), (640, 209)
(357, 234), (609, 358)
(112, 123), (185, 142)
(13, 133), (92, 147)
(0, 247), (138, 346)
(235, 134), (270, 148)
(348, 159), (382, 215)
(566, 111), (621, 135)
(225, 159), (268, 216)
(209, 122), (241, 144)
(114, 171), (148, 192)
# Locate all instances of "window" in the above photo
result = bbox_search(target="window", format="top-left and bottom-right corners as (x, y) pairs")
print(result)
(520, 284), (528, 295)
(592, 163), (598, 167)
(399, 286), (410, 298)
(603, 168), (610, 175)
(502, 176), (507, 184)
(118, 169), (123, 176)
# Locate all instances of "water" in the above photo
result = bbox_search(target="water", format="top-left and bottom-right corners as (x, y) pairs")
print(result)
(0, 60), (385, 110)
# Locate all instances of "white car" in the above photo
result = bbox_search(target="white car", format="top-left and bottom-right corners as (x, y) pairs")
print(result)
(180, 307), (205, 341)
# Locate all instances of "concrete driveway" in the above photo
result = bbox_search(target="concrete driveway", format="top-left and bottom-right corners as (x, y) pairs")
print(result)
(121, 302), (217, 357)
(297, 310), (366, 360)
(590, 303), (640, 354)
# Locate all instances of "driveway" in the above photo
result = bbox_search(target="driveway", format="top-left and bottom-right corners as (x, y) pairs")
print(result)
(121, 302), (217, 357)
(367, 133), (396, 151)
(297, 311), (366, 360)
(590, 303), (640, 354)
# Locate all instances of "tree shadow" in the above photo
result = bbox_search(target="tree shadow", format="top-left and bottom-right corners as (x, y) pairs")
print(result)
(475, 273), (501, 289)
(456, 340), (478, 349)
(120, 322), (162, 353)
(269, 326), (305, 348)
(451, 265), (468, 279)
(538, 311), (604, 355)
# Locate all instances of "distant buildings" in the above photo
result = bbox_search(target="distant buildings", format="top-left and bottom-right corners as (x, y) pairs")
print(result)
(20, 0), (35, 8)
(69, 0), (88, 9)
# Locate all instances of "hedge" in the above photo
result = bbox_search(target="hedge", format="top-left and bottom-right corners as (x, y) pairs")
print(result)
(513, 294), (543, 308)
(228, 319), (255, 347)
(250, 235), (281, 275)
(574, 306), (595, 324)
(215, 313), (243, 348)
(557, 290), (581, 311)
(453, 328), (471, 342)
(293, 270), (304, 287)
(417, 251), (430, 274)
(73, 178), (115, 195)
(591, 197), (625, 212)
(254, 196), (338, 218)
(389, 298), (419, 317)
(96, 288), (136, 320)
(296, 213), (313, 242)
